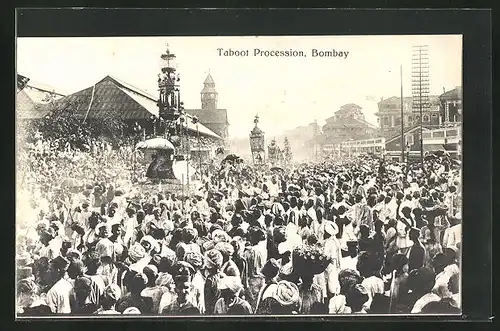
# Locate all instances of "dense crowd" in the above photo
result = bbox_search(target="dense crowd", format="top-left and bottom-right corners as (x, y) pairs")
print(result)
(16, 136), (462, 316)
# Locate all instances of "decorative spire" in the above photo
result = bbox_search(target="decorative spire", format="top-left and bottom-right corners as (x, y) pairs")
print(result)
(250, 114), (263, 136)
(160, 43), (176, 73)
(254, 114), (259, 125)
(204, 73), (215, 85)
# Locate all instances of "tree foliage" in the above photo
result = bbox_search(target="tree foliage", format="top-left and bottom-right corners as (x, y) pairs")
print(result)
(29, 99), (127, 151)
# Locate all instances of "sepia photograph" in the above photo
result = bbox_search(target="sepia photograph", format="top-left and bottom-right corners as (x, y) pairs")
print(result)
(15, 34), (463, 317)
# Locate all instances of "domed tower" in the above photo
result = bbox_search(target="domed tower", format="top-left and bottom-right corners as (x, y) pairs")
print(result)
(201, 73), (217, 110)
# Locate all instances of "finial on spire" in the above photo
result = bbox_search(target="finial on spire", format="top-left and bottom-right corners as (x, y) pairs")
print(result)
(254, 114), (259, 124)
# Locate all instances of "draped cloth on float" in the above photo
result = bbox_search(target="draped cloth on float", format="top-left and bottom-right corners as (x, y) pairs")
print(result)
(136, 138), (176, 180)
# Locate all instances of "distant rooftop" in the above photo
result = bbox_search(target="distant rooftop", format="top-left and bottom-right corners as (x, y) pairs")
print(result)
(17, 73), (69, 96)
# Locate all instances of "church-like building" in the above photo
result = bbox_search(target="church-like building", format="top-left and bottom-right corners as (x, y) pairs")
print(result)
(185, 74), (229, 141)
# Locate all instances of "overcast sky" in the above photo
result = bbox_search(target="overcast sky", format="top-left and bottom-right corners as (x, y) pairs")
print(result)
(17, 35), (462, 138)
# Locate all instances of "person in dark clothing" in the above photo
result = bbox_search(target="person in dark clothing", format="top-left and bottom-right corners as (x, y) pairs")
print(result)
(70, 276), (98, 315)
(203, 249), (224, 314)
(400, 206), (414, 228)
(408, 228), (426, 272)
(404, 267), (438, 313)
(371, 219), (386, 254)
(228, 213), (246, 238)
(146, 154), (159, 178)
(358, 224), (372, 252)
(310, 302), (329, 314)
(413, 208), (427, 229)
(116, 272), (149, 313)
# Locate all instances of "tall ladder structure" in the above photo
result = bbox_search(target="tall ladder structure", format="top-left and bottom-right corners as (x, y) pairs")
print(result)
(411, 45), (430, 165)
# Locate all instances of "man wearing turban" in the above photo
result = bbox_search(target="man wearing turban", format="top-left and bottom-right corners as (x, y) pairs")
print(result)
(203, 249), (224, 314)
(243, 226), (267, 312)
(214, 276), (252, 314)
(160, 262), (197, 315)
(215, 242), (239, 278)
(185, 252), (205, 313)
(127, 243), (151, 274)
(272, 280), (300, 309)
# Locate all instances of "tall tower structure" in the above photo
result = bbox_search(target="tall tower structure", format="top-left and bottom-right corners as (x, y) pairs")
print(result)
(158, 45), (181, 137)
(412, 45), (430, 165)
(249, 114), (265, 165)
(201, 73), (218, 110)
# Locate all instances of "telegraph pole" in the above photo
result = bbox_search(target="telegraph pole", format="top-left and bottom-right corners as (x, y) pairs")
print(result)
(400, 64), (405, 163)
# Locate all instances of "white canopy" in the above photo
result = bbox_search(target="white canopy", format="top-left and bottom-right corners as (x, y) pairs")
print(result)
(135, 138), (175, 150)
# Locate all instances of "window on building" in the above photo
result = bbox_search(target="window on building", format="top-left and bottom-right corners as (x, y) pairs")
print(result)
(408, 116), (413, 122)
(433, 131), (445, 138)
(423, 115), (430, 122)
(446, 129), (458, 137)
(432, 113), (438, 118)
(383, 117), (389, 126)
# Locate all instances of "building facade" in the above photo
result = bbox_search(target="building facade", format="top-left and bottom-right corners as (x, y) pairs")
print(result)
(439, 87), (462, 125)
(186, 73), (230, 141)
(422, 125), (461, 158)
(323, 103), (378, 144)
(375, 96), (441, 137)
(323, 137), (386, 158)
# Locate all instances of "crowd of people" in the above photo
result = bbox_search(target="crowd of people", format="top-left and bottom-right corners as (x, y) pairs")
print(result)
(16, 134), (462, 316)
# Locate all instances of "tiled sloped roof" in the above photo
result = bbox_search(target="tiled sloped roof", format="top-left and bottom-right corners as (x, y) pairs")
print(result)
(185, 109), (228, 125)
(23, 86), (65, 105)
(439, 87), (462, 100)
(385, 124), (432, 144)
(107, 75), (157, 100)
(378, 96), (440, 108)
(378, 96), (413, 105)
(40, 78), (153, 119)
(323, 117), (376, 129)
(27, 80), (68, 96)
(17, 73), (68, 96)
(35, 76), (158, 120)
(16, 90), (37, 113)
(250, 125), (264, 135)
(21, 75), (222, 139)
(104, 77), (221, 139)
(350, 117), (377, 129)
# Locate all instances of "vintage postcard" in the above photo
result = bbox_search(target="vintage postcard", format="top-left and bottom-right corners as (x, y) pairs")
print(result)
(15, 35), (462, 317)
